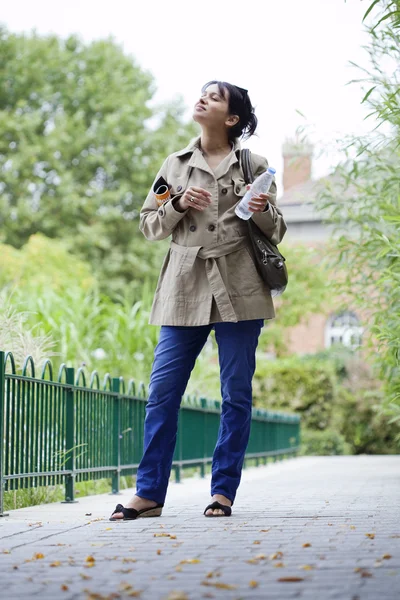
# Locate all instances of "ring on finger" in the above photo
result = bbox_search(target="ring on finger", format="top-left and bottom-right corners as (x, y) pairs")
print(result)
(190, 196), (195, 202)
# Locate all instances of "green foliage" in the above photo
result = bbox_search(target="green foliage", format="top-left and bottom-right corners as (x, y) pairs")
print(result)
(253, 350), (400, 455)
(253, 357), (337, 430)
(4, 283), (158, 384)
(259, 243), (332, 356)
(318, 0), (400, 426)
(299, 429), (352, 456)
(0, 233), (95, 293)
(0, 27), (197, 294)
(332, 358), (400, 454)
(0, 233), (158, 382)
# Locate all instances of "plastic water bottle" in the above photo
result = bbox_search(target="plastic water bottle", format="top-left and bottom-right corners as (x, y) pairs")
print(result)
(235, 167), (276, 220)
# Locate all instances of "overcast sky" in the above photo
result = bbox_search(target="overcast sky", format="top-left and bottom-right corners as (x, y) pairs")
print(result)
(1, 0), (373, 188)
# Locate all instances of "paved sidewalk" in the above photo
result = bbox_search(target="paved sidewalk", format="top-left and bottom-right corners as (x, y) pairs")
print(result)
(0, 455), (399, 600)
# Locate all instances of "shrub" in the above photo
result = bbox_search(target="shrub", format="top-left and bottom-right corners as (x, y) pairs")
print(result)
(300, 428), (352, 456)
(253, 356), (337, 430)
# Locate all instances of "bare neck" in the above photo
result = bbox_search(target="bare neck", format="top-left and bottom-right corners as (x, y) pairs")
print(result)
(200, 130), (232, 157)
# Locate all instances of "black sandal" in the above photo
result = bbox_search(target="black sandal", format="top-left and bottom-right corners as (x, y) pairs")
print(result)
(203, 501), (232, 517)
(109, 503), (164, 521)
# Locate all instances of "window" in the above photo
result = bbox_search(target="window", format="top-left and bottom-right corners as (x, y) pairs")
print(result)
(325, 311), (363, 349)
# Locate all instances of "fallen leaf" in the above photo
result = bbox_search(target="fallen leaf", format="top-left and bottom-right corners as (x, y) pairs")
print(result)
(260, 529), (270, 532)
(253, 540), (261, 545)
(113, 568), (133, 574)
(255, 554), (267, 560)
(201, 581), (237, 590)
(85, 513), (92, 516)
(157, 549), (162, 555)
(33, 553), (45, 560)
(50, 561), (62, 567)
(61, 584), (69, 591)
(85, 555), (96, 563)
(273, 562), (285, 568)
(1, 550), (10, 554)
(105, 528), (112, 531)
(79, 573), (92, 580)
(270, 551), (284, 559)
(12, 566), (18, 570)
(350, 525), (356, 530)
(175, 566), (182, 572)
(300, 565), (314, 570)
(354, 567), (373, 577)
(302, 543), (311, 548)
(170, 535), (177, 540)
(122, 558), (137, 563)
(179, 559), (201, 565)
(365, 533), (375, 539)
(382, 554), (392, 559)
(249, 580), (259, 588)
(278, 577), (304, 582)
(166, 592), (189, 600)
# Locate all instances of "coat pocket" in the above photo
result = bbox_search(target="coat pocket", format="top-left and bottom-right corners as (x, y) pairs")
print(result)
(226, 246), (264, 297)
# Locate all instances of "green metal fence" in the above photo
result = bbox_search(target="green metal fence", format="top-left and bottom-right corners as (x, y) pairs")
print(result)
(0, 350), (301, 516)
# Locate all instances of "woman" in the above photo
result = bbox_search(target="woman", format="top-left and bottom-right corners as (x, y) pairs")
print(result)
(110, 81), (286, 520)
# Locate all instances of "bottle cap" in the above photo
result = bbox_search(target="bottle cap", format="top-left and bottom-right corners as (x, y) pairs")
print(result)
(267, 167), (276, 175)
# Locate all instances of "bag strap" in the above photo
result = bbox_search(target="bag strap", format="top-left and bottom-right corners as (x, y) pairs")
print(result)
(240, 149), (255, 185)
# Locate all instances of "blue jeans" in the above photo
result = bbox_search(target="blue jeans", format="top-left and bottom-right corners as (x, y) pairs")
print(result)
(135, 319), (264, 505)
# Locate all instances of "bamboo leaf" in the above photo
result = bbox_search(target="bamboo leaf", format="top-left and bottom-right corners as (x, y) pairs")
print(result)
(362, 0), (381, 22)
(361, 86), (376, 104)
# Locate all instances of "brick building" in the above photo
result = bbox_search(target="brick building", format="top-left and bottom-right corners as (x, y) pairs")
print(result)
(277, 139), (363, 355)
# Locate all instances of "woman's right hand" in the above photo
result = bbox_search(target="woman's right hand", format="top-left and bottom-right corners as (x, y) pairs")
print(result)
(176, 187), (212, 212)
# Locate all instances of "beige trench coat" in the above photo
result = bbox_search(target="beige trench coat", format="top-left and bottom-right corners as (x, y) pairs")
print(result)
(139, 136), (287, 326)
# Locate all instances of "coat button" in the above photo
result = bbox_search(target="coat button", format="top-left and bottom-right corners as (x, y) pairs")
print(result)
(177, 185), (182, 192)
(189, 225), (196, 232)
(208, 224), (215, 232)
(221, 188), (228, 194)
(235, 186), (241, 194)
(158, 208), (164, 216)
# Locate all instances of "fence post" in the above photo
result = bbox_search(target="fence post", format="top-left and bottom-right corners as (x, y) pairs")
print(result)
(111, 378), (120, 494)
(0, 351), (9, 517)
(63, 367), (77, 503)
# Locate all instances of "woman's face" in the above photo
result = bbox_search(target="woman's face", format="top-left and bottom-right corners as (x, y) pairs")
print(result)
(193, 83), (237, 131)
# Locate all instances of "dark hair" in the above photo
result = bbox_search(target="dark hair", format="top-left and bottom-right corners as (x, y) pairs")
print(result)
(201, 81), (258, 141)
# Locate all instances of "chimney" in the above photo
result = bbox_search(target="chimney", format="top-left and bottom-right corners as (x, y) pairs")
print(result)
(282, 138), (313, 192)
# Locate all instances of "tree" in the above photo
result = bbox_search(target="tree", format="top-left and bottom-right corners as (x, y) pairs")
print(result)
(0, 28), (198, 294)
(319, 0), (400, 432)
(258, 243), (332, 356)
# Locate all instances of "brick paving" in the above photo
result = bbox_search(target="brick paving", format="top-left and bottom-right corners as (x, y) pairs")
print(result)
(0, 455), (399, 600)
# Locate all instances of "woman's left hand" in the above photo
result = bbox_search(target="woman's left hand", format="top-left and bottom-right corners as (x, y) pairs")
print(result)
(247, 190), (271, 213)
